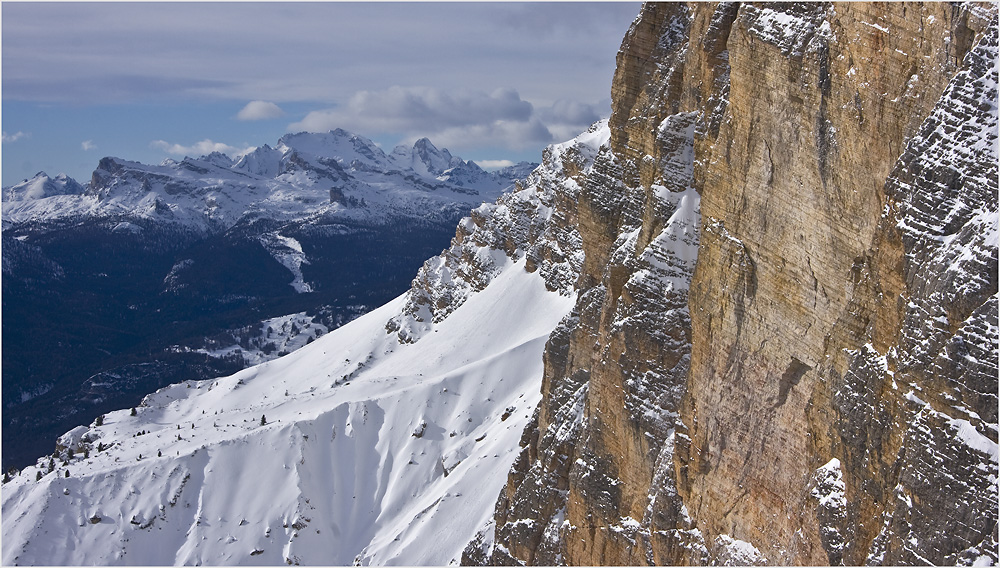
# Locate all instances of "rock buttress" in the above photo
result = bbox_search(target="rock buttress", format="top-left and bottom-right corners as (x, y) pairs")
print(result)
(467, 2), (998, 565)
(680, 2), (996, 565)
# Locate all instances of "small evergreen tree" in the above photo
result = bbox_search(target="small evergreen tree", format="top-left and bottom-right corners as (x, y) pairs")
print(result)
(158, 450), (162, 458)
(260, 415), (267, 426)
(36, 471), (42, 481)
(130, 407), (137, 417)
(47, 458), (54, 473)
(65, 470), (70, 478)
(95, 414), (104, 427)
(68, 448), (74, 459)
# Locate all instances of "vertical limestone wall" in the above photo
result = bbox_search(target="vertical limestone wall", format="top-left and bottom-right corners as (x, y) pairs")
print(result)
(469, 3), (998, 565)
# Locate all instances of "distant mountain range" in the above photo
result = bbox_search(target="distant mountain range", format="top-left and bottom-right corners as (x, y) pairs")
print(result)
(3, 129), (535, 230)
(1, 129), (536, 470)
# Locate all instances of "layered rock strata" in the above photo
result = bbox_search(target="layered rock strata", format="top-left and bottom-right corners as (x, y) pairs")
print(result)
(470, 2), (998, 565)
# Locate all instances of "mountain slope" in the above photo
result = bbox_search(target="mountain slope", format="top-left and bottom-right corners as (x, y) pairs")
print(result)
(1, 258), (574, 566)
(0, 125), (598, 565)
(1, 130), (536, 471)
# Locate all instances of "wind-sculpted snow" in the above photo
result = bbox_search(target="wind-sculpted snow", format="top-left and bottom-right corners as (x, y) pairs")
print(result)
(385, 121), (607, 344)
(1, 254), (576, 565)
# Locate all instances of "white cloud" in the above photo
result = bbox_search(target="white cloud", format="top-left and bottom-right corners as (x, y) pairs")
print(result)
(475, 159), (515, 170)
(236, 100), (285, 121)
(2, 131), (28, 143)
(81, 140), (97, 151)
(286, 86), (613, 158)
(151, 139), (253, 158)
(424, 119), (554, 152)
(290, 86), (534, 134)
(288, 86), (557, 152)
(537, 99), (602, 126)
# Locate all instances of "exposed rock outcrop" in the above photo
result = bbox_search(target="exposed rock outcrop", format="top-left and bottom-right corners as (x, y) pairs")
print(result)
(470, 2), (998, 565)
(386, 122), (606, 344)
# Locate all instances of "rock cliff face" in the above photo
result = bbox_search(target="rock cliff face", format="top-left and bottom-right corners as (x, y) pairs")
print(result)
(469, 2), (998, 565)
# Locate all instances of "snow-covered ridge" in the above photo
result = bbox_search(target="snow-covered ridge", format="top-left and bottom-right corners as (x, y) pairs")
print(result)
(2, 173), (85, 203)
(386, 120), (608, 344)
(1, 229), (576, 567)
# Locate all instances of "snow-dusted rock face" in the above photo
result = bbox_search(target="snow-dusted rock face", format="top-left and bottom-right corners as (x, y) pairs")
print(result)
(472, 2), (998, 566)
(385, 121), (605, 344)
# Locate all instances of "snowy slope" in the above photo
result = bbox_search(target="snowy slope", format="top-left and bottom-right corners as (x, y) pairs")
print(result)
(1, 255), (575, 565)
(0, 122), (597, 565)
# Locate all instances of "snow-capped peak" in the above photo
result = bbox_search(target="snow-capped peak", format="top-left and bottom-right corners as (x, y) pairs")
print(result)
(197, 151), (237, 169)
(233, 144), (283, 177)
(388, 137), (457, 177)
(277, 129), (390, 170)
(2, 171), (86, 202)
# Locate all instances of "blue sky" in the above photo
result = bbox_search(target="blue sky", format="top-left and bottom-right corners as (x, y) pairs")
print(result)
(2, 2), (641, 187)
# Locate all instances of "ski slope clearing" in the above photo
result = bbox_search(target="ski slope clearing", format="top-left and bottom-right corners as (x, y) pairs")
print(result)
(1, 257), (576, 566)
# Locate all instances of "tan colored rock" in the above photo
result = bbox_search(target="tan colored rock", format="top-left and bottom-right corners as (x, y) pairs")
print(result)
(471, 2), (998, 566)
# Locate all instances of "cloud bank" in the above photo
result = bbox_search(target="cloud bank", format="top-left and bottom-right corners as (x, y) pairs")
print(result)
(475, 159), (515, 170)
(151, 139), (253, 159)
(289, 86), (607, 154)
